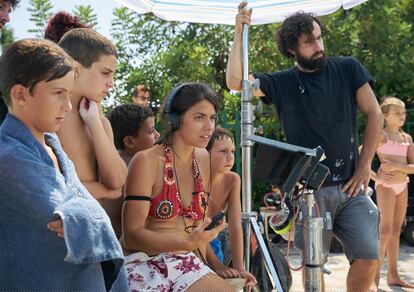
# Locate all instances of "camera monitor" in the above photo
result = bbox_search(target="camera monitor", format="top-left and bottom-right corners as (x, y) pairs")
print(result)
(248, 135), (329, 195)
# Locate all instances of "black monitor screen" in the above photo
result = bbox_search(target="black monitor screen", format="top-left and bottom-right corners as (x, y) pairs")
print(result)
(249, 135), (315, 187)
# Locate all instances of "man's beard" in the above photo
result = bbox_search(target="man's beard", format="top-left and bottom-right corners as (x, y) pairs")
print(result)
(296, 51), (327, 71)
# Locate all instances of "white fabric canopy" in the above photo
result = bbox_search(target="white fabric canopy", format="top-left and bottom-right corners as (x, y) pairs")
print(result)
(114, 0), (369, 25)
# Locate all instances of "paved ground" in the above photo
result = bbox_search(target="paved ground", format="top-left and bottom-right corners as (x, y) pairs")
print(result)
(280, 239), (414, 292)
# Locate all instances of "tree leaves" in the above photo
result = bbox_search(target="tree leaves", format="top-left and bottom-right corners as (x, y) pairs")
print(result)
(73, 5), (99, 29)
(27, 0), (53, 37)
(0, 26), (14, 52)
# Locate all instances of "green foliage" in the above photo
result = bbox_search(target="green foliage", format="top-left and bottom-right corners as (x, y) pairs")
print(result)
(323, 0), (414, 101)
(27, 0), (53, 37)
(110, 9), (234, 107)
(0, 26), (14, 52)
(73, 5), (98, 29)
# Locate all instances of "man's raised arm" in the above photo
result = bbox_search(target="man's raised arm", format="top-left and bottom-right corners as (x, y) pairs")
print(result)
(226, 2), (264, 97)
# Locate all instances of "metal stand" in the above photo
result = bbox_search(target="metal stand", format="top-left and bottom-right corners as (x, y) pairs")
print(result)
(301, 190), (329, 292)
(240, 22), (284, 291)
(240, 21), (254, 271)
(249, 212), (284, 291)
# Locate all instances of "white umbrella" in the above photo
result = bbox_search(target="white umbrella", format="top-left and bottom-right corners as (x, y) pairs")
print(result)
(114, 0), (369, 25)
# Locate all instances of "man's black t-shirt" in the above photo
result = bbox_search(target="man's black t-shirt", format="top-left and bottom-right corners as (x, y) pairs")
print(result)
(254, 57), (372, 183)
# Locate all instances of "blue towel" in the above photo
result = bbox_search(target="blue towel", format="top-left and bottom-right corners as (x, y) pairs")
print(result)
(0, 114), (127, 290)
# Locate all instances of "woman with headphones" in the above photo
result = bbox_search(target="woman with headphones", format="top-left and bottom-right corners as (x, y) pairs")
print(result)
(121, 83), (232, 291)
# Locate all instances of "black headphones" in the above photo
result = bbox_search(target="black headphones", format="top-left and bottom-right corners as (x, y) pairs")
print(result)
(163, 83), (190, 132)
(163, 82), (219, 132)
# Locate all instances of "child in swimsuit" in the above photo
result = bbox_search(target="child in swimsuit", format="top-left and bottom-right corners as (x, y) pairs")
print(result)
(206, 127), (256, 289)
(103, 104), (160, 238)
(372, 96), (414, 289)
(121, 83), (232, 291)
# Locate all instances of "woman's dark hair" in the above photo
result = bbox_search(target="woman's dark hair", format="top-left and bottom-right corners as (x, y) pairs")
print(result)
(107, 104), (154, 150)
(159, 82), (219, 144)
(44, 11), (89, 43)
(206, 127), (234, 151)
(276, 11), (326, 58)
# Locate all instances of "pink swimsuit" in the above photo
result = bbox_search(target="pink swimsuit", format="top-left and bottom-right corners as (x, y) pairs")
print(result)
(376, 131), (410, 195)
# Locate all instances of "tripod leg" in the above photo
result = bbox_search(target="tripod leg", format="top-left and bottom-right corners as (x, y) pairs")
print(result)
(242, 212), (251, 271)
(250, 216), (284, 291)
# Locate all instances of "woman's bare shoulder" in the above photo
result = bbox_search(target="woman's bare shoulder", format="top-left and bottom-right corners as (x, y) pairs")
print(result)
(129, 145), (164, 170)
(126, 145), (165, 194)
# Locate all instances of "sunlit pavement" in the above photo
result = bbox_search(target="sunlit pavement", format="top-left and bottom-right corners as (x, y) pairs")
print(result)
(278, 240), (414, 291)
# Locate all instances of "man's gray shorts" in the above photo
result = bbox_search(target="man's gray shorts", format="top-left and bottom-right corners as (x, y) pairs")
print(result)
(294, 184), (380, 263)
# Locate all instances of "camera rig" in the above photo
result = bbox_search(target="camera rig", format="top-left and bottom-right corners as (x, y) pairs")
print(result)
(249, 135), (331, 291)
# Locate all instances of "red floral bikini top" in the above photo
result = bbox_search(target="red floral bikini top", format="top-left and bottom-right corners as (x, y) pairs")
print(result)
(148, 144), (208, 220)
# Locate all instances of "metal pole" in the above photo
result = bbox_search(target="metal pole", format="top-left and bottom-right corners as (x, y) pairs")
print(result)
(302, 191), (325, 292)
(241, 21), (254, 272)
(240, 10), (282, 290)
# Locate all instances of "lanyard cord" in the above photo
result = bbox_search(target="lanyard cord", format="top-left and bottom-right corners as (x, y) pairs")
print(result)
(171, 145), (210, 265)
(171, 145), (207, 228)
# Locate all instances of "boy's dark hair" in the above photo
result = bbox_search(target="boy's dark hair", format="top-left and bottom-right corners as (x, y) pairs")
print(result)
(0, 38), (74, 105)
(107, 104), (154, 150)
(3, 0), (20, 9)
(159, 82), (220, 145)
(58, 28), (117, 68)
(44, 11), (89, 43)
(206, 126), (234, 151)
(276, 11), (326, 58)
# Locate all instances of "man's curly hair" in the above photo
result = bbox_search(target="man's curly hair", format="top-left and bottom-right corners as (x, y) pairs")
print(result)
(276, 11), (326, 59)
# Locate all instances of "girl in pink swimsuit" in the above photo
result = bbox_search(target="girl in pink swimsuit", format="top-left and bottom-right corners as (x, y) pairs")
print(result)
(372, 97), (414, 289)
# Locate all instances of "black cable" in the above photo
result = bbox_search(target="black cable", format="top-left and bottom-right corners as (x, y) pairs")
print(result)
(171, 145), (198, 230)
(284, 197), (295, 222)
(171, 145), (210, 265)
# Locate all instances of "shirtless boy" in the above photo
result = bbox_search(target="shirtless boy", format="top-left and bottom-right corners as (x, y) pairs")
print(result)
(57, 28), (127, 200)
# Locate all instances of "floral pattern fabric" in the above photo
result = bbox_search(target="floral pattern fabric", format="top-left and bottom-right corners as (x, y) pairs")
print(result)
(125, 251), (213, 291)
(148, 144), (208, 221)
